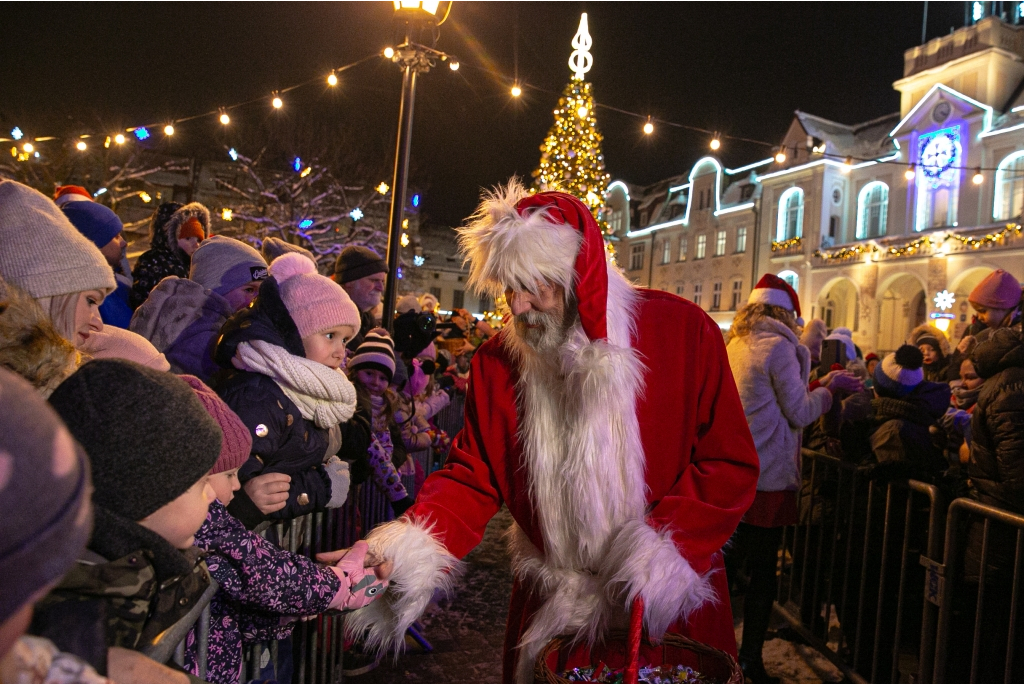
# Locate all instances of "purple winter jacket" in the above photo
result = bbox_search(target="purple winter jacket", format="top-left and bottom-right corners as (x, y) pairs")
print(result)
(185, 501), (341, 683)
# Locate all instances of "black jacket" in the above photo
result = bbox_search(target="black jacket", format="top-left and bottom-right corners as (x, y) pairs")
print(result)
(866, 381), (950, 481)
(211, 277), (371, 528)
(969, 328), (1024, 514)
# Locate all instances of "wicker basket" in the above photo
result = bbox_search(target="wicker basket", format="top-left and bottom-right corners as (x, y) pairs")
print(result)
(534, 599), (742, 684)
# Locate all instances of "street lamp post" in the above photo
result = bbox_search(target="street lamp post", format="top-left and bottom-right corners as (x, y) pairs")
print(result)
(381, 1), (451, 333)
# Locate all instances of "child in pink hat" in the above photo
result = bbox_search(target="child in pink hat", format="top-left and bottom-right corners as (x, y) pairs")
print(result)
(969, 269), (1022, 330)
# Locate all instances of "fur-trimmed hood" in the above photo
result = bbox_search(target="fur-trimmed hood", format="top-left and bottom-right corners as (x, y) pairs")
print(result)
(150, 202), (210, 254)
(908, 324), (951, 356)
(0, 277), (79, 397)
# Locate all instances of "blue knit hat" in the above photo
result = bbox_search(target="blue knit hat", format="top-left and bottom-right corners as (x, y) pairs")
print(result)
(61, 201), (123, 249)
(873, 345), (925, 398)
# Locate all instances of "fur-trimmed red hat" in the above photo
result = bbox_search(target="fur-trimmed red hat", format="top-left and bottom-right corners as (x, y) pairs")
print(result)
(457, 180), (610, 341)
(748, 273), (802, 322)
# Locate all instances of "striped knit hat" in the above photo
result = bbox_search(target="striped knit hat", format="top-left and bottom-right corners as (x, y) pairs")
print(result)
(348, 328), (396, 381)
(873, 345), (925, 398)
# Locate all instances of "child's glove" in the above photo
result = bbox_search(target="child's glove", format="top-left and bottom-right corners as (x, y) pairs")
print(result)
(324, 456), (350, 509)
(326, 541), (389, 611)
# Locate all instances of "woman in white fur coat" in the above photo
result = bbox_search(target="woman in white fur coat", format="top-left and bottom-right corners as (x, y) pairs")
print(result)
(724, 274), (858, 682)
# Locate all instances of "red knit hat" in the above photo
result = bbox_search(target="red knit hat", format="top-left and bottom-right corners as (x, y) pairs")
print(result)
(748, 273), (801, 318)
(178, 375), (251, 474)
(969, 269), (1022, 310)
(177, 216), (206, 242)
(53, 185), (93, 207)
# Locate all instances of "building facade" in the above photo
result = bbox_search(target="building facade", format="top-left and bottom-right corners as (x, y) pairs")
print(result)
(611, 14), (1024, 353)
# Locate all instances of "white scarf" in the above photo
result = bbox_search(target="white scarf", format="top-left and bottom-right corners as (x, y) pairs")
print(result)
(232, 340), (357, 428)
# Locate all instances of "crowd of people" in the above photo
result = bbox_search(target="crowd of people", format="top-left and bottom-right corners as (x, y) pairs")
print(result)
(723, 270), (1024, 682)
(0, 180), (491, 683)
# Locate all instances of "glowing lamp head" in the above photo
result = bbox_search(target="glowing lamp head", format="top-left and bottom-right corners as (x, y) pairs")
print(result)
(219, 112), (231, 125)
(643, 120), (654, 135)
(394, 0), (440, 13)
(327, 72), (338, 86)
(76, 141), (87, 151)
(973, 168), (984, 185)
(774, 149), (787, 164)
(272, 96), (283, 109)
(449, 60), (459, 71)
(22, 142), (33, 153)
(841, 157), (853, 173)
(163, 124), (175, 136)
(710, 135), (721, 151)
(510, 85), (522, 97)
(905, 166), (916, 181)
(383, 47), (395, 59)
(114, 134), (126, 145)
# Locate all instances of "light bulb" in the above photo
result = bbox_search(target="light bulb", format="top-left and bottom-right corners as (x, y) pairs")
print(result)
(973, 168), (984, 185)
(905, 166), (915, 180)
(139, 191), (152, 203)
(383, 47), (395, 59)
(401, 232), (410, 247)
(710, 135), (721, 150)
(76, 141), (87, 151)
(221, 208), (233, 221)
(643, 118), (654, 135)
(511, 85), (522, 97)
(376, 182), (390, 195)
(842, 156), (853, 173)
(220, 112), (231, 125)
(327, 72), (338, 86)
(22, 142), (33, 153)
(577, 106), (588, 119)
(164, 124), (175, 136)
(272, 96), (283, 109)
(114, 134), (126, 145)
(449, 60), (459, 71)
(774, 149), (787, 164)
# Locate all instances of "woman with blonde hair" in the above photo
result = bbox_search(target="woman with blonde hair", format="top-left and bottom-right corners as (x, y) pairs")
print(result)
(725, 274), (861, 682)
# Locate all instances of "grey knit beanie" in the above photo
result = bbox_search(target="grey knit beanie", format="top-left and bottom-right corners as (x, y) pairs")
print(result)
(189, 235), (268, 297)
(0, 181), (115, 298)
(262, 237), (317, 266)
(49, 359), (221, 521)
(0, 368), (92, 624)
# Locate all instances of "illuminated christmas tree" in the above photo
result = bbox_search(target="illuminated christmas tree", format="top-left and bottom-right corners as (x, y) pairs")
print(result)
(531, 14), (610, 224)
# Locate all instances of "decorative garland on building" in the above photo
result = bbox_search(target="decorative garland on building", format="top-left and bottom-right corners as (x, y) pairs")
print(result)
(813, 243), (876, 261)
(813, 223), (1023, 262)
(771, 236), (802, 251)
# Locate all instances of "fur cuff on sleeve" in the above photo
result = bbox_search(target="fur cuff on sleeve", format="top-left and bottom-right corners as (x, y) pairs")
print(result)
(605, 519), (716, 639)
(344, 518), (462, 656)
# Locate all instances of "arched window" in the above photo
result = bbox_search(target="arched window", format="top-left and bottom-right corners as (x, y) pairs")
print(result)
(778, 270), (799, 294)
(776, 188), (804, 241)
(994, 152), (1024, 220)
(856, 182), (889, 239)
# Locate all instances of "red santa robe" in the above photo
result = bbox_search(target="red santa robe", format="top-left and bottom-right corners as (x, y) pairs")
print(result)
(346, 185), (759, 682)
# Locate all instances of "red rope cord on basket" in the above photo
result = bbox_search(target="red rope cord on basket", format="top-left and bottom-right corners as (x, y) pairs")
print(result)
(624, 596), (644, 684)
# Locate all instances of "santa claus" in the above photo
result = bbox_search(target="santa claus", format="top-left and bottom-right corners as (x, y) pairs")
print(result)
(347, 182), (759, 681)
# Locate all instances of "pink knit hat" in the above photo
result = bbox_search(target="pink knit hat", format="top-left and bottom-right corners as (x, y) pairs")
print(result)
(969, 269), (1022, 310)
(178, 375), (251, 474)
(269, 253), (360, 339)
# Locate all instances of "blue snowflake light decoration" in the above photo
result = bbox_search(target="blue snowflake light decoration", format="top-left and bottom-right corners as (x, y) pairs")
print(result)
(292, 157), (302, 172)
(298, 219), (313, 229)
(413, 255), (425, 266)
(412, 194), (420, 208)
(133, 127), (150, 141)
(349, 207), (363, 221)
(228, 148), (239, 161)
(10, 127), (23, 141)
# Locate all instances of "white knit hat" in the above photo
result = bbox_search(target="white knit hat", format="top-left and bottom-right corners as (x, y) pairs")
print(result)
(0, 181), (115, 298)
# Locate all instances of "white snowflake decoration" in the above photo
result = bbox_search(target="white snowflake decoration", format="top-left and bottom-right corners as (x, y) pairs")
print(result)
(934, 289), (956, 311)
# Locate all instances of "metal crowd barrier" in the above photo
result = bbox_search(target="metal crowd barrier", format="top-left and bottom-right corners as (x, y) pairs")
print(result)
(773, 450), (946, 683)
(930, 497), (1024, 683)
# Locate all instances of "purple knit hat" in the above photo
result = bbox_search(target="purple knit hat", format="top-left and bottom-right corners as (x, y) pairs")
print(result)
(178, 375), (251, 475)
(268, 253), (360, 339)
(969, 269), (1022, 310)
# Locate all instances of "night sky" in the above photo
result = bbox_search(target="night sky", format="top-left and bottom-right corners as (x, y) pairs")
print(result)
(2, 2), (969, 227)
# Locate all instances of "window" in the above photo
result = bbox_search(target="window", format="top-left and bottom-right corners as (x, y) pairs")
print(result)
(711, 282), (722, 311)
(670, 204), (685, 219)
(696, 234), (707, 259)
(430, 286), (442, 299)
(994, 151), (1024, 220)
(676, 284), (685, 296)
(692, 282), (703, 307)
(736, 227), (747, 253)
(856, 181), (889, 239)
(731, 279), (743, 310)
(452, 289), (464, 310)
(661, 238), (671, 264)
(778, 270), (799, 294)
(629, 243), (645, 271)
(678, 235), (688, 261)
(714, 230), (727, 256)
(609, 210), (623, 234)
(914, 126), (961, 231)
(776, 187), (804, 241)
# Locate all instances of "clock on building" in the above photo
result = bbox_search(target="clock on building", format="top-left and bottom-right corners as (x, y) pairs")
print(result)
(932, 100), (952, 123)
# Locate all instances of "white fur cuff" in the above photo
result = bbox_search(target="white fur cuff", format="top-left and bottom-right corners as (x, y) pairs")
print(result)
(605, 519), (716, 639)
(344, 518), (462, 656)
